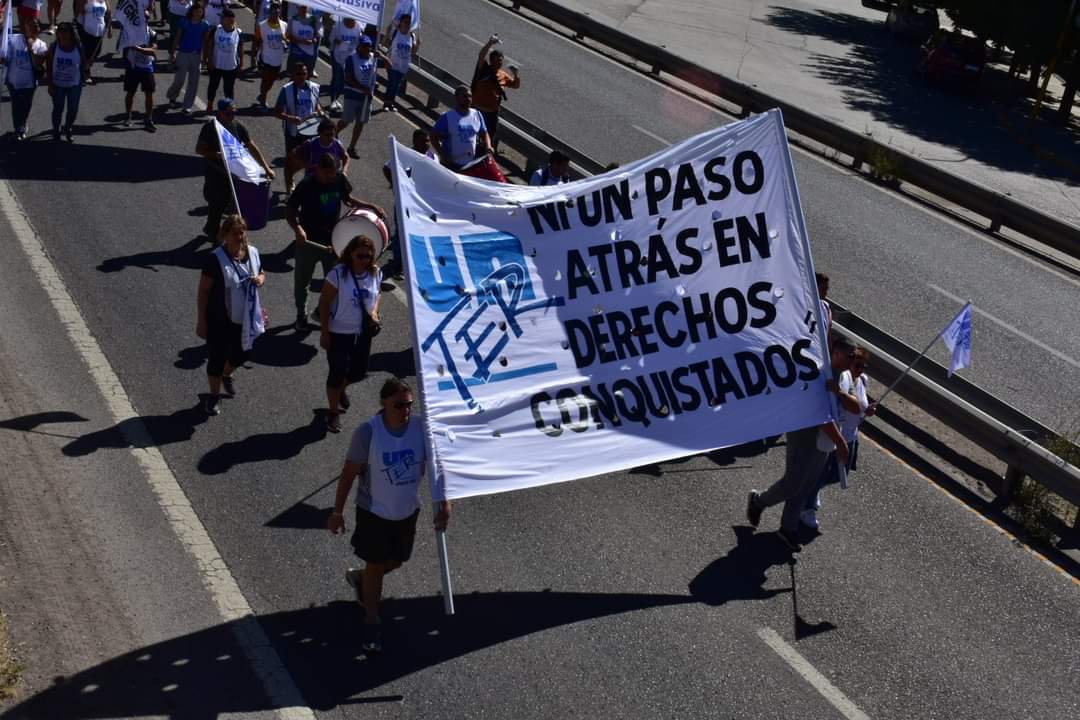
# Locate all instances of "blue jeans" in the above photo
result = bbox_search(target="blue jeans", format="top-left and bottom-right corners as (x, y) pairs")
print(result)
(385, 68), (406, 106)
(805, 437), (859, 510)
(7, 85), (35, 132)
(51, 84), (82, 132)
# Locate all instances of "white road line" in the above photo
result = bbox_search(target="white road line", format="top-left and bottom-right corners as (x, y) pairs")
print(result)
(631, 124), (670, 146)
(459, 32), (525, 68)
(0, 181), (315, 720)
(928, 283), (1080, 370)
(757, 627), (871, 720)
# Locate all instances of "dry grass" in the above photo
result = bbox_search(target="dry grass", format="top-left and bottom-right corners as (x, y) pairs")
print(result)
(0, 609), (22, 700)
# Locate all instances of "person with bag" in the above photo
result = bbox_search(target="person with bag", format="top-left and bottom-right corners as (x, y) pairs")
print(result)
(195, 214), (267, 417)
(317, 235), (382, 433)
(2, 17), (48, 141)
(74, 0), (111, 84)
(203, 7), (242, 110)
(45, 22), (84, 142)
(328, 377), (451, 654)
(166, 1), (209, 113)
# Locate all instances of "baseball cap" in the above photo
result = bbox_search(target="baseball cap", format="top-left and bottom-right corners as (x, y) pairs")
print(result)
(217, 98), (237, 113)
(358, 35), (373, 46)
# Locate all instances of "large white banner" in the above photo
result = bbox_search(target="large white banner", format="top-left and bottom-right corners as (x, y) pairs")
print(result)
(393, 110), (834, 501)
(288, 0), (383, 27)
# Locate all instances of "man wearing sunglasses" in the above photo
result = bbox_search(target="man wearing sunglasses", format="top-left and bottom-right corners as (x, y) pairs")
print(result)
(329, 377), (452, 654)
(195, 97), (275, 241)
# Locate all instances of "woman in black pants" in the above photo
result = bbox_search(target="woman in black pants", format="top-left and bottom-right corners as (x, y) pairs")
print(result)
(196, 215), (266, 416)
(318, 235), (382, 433)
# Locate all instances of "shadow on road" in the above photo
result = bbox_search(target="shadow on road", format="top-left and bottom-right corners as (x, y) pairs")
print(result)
(761, 7), (1080, 184)
(197, 410), (327, 475)
(98, 235), (213, 274)
(4, 591), (693, 718)
(630, 438), (776, 477)
(61, 403), (208, 457)
(0, 411), (89, 440)
(689, 525), (795, 605)
(0, 141), (205, 184)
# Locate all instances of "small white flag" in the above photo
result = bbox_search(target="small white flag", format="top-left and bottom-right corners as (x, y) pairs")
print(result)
(941, 302), (973, 377)
(214, 119), (266, 184)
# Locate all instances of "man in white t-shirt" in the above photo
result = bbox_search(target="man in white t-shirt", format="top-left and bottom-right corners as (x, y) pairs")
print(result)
(329, 378), (451, 654)
(430, 84), (492, 171)
(529, 150), (571, 186)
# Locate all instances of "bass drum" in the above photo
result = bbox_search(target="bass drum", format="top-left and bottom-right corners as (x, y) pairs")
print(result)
(331, 209), (389, 258)
(458, 153), (508, 183)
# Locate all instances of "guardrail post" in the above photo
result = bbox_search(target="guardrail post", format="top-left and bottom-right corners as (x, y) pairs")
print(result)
(426, 94), (439, 111)
(851, 155), (863, 171)
(1001, 463), (1026, 501)
(989, 216), (1003, 234)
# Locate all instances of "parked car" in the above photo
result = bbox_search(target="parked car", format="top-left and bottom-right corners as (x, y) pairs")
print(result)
(885, 3), (939, 43)
(919, 29), (987, 88)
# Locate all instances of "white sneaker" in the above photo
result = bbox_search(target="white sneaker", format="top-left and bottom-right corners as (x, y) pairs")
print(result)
(345, 568), (365, 606)
(330, 100), (342, 111)
(800, 509), (819, 530)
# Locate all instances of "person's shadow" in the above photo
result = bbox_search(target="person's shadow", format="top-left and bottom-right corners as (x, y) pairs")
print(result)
(690, 526), (836, 640)
(62, 404), (209, 457)
(97, 236), (214, 274)
(197, 411), (327, 475)
(5, 591), (696, 718)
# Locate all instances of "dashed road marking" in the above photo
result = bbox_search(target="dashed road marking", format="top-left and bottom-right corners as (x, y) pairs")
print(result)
(0, 180), (315, 720)
(757, 627), (871, 720)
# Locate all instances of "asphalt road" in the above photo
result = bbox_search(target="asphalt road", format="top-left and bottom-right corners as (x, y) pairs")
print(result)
(0, 6), (1079, 720)
(418, 0), (1080, 437)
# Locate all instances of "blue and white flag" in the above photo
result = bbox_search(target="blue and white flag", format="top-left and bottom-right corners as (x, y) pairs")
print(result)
(391, 0), (419, 30)
(941, 302), (972, 377)
(214, 119), (266, 184)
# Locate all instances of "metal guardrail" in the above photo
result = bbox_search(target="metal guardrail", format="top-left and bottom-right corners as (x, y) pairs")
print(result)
(399, 54), (1080, 520)
(501, 0), (1080, 260)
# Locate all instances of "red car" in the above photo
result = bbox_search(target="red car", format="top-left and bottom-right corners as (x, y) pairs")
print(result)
(919, 30), (987, 88)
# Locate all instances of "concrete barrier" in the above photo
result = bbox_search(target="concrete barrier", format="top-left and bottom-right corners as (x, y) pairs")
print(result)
(503, 0), (1080, 260)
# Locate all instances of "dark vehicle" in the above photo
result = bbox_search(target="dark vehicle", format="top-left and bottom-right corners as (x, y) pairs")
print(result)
(919, 29), (987, 88)
(885, 3), (939, 43)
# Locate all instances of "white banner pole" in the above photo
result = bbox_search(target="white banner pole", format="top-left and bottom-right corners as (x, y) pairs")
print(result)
(389, 134), (455, 615)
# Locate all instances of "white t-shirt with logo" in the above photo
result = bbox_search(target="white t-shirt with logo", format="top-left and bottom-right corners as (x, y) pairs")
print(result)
(432, 108), (487, 167)
(82, 0), (110, 37)
(330, 21), (361, 67)
(203, 0), (226, 27)
(212, 26), (241, 71)
(289, 17), (318, 57)
(387, 30), (414, 74)
(325, 265), (380, 335)
(347, 415), (426, 521)
(4, 35), (48, 90)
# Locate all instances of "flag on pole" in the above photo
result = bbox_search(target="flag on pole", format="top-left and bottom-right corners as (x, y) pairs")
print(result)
(215, 119), (266, 183)
(941, 302), (973, 377)
(214, 119), (271, 230)
(391, 0), (419, 30)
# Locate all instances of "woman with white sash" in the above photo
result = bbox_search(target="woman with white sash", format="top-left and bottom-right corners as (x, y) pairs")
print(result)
(317, 235), (382, 433)
(195, 215), (267, 416)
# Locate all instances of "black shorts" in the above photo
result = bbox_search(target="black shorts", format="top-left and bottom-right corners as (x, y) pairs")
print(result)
(258, 60), (282, 73)
(206, 320), (248, 376)
(124, 70), (155, 94)
(326, 331), (372, 388)
(351, 507), (419, 565)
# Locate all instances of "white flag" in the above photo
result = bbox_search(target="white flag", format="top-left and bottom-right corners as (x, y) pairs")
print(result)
(941, 302), (972, 377)
(214, 119), (266, 184)
(392, 0), (419, 30)
(1, 0), (12, 88)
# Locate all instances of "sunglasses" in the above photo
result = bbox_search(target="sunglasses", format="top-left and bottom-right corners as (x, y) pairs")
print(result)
(392, 401), (413, 410)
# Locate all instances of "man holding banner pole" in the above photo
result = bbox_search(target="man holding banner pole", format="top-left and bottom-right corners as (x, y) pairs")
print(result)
(196, 98), (274, 240)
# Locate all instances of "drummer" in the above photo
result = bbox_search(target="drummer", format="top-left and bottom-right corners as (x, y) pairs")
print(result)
(287, 154), (387, 332)
(291, 117), (349, 179)
(273, 61), (324, 196)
